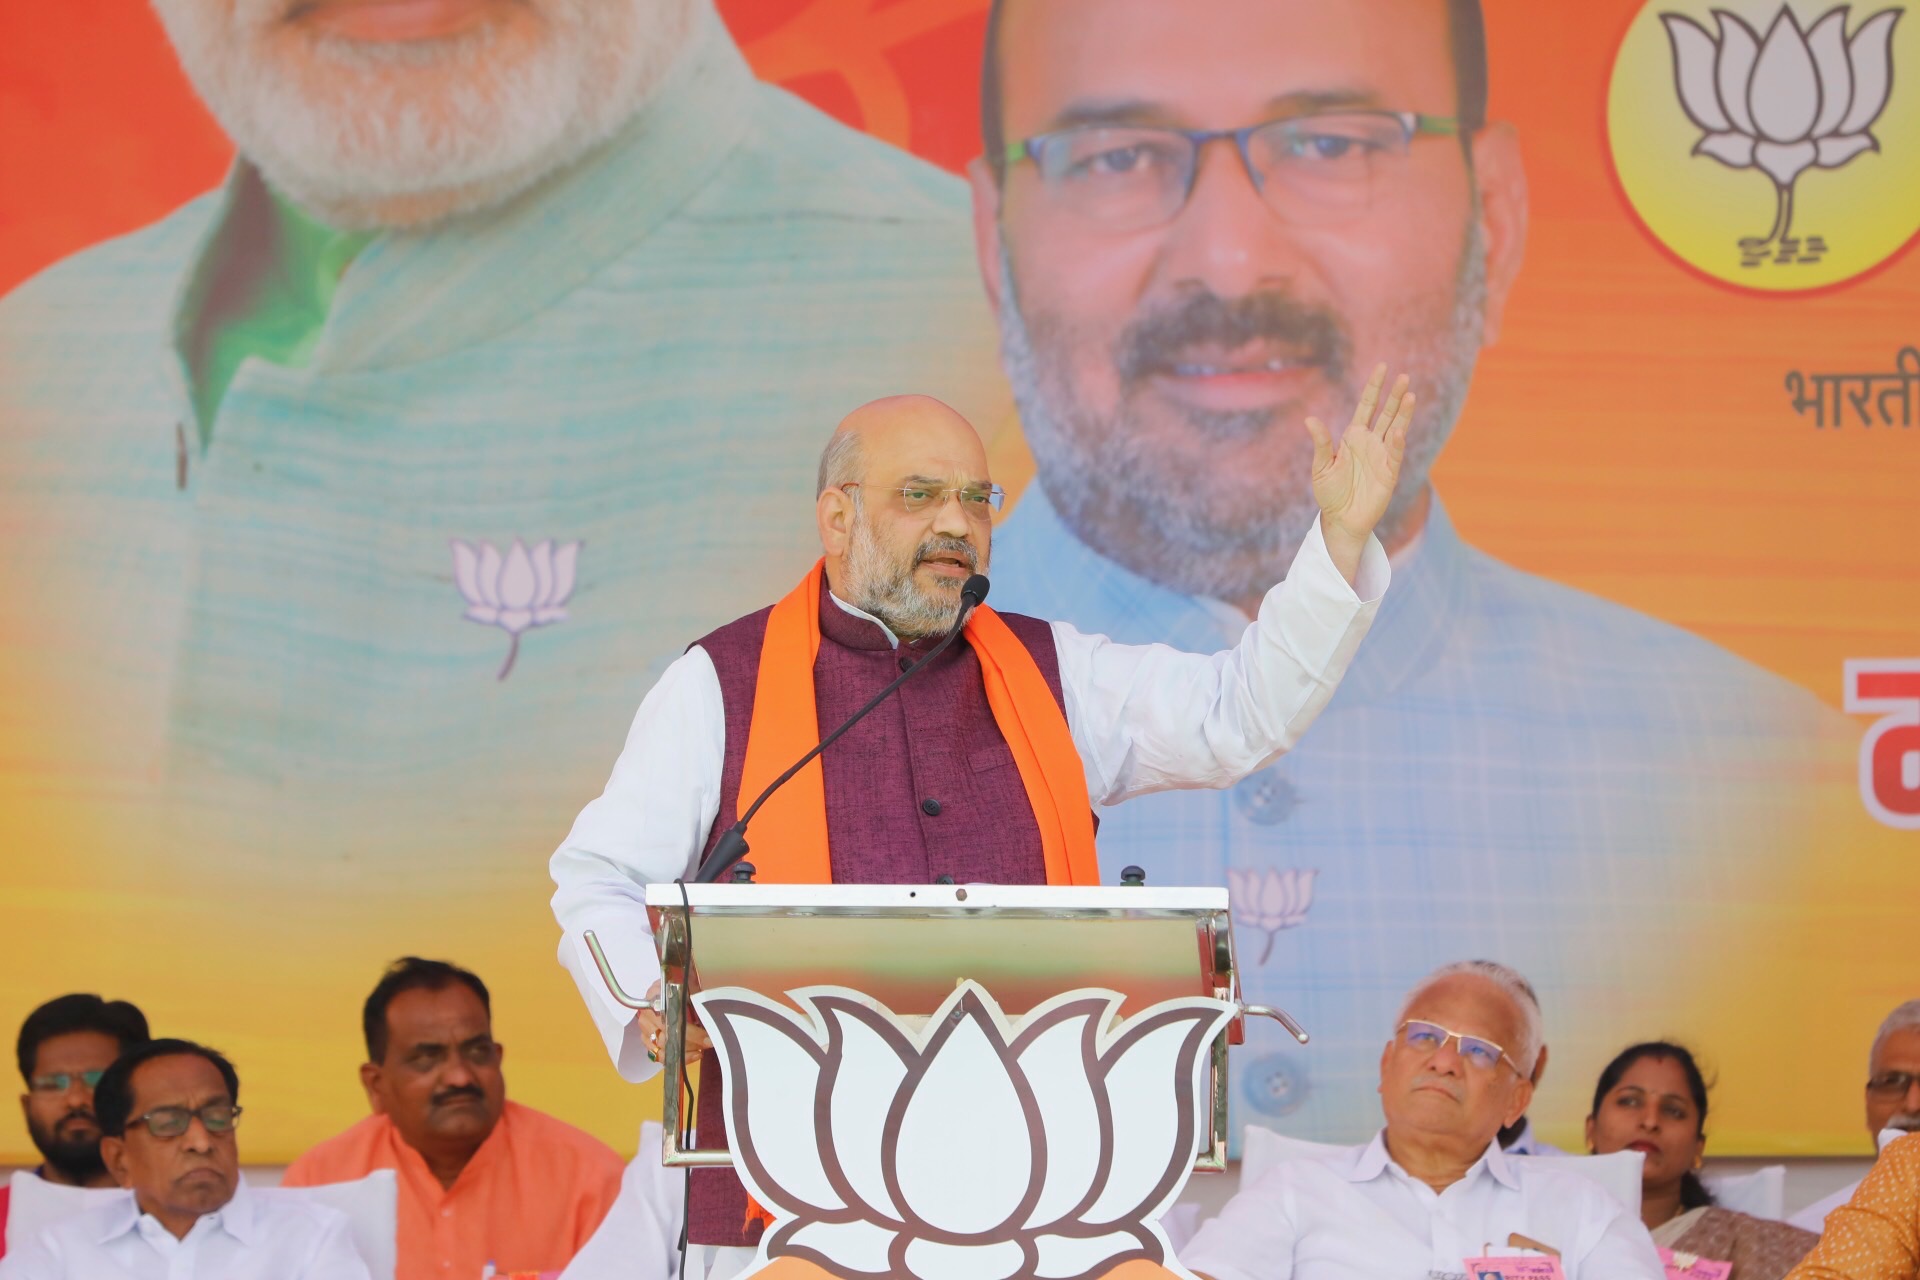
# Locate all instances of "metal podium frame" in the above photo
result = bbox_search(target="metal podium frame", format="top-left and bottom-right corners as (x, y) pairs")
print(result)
(586, 882), (1309, 1175)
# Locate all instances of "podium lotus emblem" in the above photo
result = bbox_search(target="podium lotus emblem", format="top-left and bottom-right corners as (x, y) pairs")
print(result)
(450, 537), (581, 680)
(694, 981), (1233, 1280)
(1661, 6), (1900, 252)
(1226, 867), (1317, 964)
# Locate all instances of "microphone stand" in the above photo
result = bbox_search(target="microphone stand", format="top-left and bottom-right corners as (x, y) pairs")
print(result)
(691, 574), (988, 884)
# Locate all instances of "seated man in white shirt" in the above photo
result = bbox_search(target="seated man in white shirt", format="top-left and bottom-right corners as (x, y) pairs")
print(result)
(1182, 960), (1665, 1280)
(0, 1039), (368, 1280)
(1789, 997), (1920, 1232)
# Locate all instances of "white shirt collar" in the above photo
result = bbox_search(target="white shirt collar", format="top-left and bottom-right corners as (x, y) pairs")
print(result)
(99, 1176), (253, 1247)
(1350, 1128), (1520, 1193)
(828, 590), (901, 648)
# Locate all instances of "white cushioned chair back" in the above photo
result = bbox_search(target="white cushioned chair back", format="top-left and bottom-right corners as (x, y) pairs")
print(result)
(1239, 1126), (1644, 1215)
(1513, 1152), (1643, 1215)
(558, 1122), (685, 1279)
(1238, 1127), (1352, 1186)
(1702, 1165), (1787, 1220)
(4, 1172), (126, 1253)
(263, 1169), (399, 1280)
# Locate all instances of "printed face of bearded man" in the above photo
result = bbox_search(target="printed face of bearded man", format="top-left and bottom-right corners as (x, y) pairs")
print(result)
(150, 0), (697, 227)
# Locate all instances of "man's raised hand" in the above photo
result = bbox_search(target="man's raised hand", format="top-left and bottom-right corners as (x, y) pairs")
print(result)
(1304, 364), (1414, 585)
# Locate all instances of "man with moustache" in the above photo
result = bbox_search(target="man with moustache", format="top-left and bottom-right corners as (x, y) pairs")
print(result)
(2, 996), (151, 1259)
(284, 958), (625, 1279)
(0, 1039), (369, 1279)
(1181, 961), (1665, 1280)
(0, 0), (1010, 1062)
(970, 0), (1845, 1141)
(1790, 999), (1920, 1232)
(552, 386), (1407, 1276)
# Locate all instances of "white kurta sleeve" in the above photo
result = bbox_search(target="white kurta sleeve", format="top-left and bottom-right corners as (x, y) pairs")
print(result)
(1054, 515), (1389, 805)
(549, 646), (726, 1082)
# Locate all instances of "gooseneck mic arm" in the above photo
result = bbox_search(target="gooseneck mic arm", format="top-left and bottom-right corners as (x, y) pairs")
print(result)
(690, 574), (990, 884)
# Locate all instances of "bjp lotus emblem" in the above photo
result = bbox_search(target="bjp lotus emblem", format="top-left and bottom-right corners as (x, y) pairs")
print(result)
(1226, 868), (1317, 964)
(1607, 1), (1917, 291)
(450, 537), (581, 679)
(1666, 7), (1898, 252)
(695, 981), (1234, 1280)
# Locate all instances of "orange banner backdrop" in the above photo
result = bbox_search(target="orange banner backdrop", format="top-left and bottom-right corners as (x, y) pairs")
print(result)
(1, 0), (1915, 1165)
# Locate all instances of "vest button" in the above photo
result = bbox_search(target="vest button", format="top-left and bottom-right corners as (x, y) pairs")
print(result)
(921, 797), (942, 816)
(898, 655), (914, 672)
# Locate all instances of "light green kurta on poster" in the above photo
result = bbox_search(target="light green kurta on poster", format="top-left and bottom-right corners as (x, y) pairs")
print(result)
(0, 6), (1010, 1158)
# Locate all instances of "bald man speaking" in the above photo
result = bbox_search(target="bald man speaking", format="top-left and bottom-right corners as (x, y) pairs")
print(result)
(549, 372), (1411, 1272)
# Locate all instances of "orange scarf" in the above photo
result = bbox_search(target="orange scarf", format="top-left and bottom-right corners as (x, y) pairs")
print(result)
(734, 559), (1100, 887)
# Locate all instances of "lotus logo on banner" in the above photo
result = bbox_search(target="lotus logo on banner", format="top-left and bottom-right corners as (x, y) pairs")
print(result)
(450, 537), (581, 680)
(1225, 868), (1317, 964)
(695, 981), (1234, 1280)
(1663, 7), (1898, 248)
(1606, 1), (1916, 292)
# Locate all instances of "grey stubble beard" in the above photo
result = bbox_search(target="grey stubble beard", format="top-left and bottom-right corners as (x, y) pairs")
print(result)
(995, 228), (1487, 604)
(841, 496), (987, 640)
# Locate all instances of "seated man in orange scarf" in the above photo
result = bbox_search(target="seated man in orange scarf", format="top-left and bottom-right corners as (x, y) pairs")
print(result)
(549, 374), (1412, 1275)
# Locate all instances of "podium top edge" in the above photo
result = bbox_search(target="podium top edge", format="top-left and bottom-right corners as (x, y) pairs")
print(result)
(642, 883), (1229, 914)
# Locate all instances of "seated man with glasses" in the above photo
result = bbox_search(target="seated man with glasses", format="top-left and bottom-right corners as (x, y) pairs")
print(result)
(283, 957), (624, 1280)
(1789, 998), (1920, 1232)
(0, 1038), (367, 1279)
(553, 383), (1406, 1274)
(1182, 960), (1666, 1280)
(2, 994), (151, 1259)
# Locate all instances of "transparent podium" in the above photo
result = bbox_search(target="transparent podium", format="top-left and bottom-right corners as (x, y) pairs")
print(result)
(586, 879), (1306, 1280)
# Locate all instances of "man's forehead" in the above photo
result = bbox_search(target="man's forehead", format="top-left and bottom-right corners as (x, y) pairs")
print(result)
(879, 463), (994, 486)
(1875, 1026), (1920, 1069)
(131, 1055), (229, 1106)
(1404, 975), (1518, 1040)
(843, 403), (989, 483)
(386, 986), (491, 1038)
(34, 1029), (122, 1070)
(996, 0), (1457, 135)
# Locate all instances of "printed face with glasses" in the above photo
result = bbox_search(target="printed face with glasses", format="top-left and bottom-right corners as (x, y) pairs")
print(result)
(969, 0), (1529, 589)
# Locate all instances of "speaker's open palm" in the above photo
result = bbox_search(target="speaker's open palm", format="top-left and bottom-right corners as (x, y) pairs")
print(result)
(1305, 364), (1414, 553)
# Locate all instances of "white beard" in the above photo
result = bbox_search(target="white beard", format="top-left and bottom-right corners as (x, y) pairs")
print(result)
(150, 0), (695, 228)
(842, 500), (985, 641)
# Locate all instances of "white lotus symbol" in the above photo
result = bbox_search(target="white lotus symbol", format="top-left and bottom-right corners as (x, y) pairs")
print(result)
(694, 981), (1234, 1280)
(450, 537), (581, 680)
(1662, 5), (1900, 248)
(1226, 868), (1317, 965)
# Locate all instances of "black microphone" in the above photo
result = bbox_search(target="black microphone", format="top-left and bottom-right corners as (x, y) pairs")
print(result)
(692, 574), (990, 884)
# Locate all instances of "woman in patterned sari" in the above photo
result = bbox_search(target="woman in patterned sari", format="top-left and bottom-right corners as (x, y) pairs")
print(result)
(1589, 1042), (1817, 1280)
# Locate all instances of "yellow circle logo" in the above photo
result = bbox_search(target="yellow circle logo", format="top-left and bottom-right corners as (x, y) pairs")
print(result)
(1608, 1), (1920, 291)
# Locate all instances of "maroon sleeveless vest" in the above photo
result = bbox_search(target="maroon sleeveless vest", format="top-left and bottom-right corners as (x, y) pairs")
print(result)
(682, 579), (1070, 1246)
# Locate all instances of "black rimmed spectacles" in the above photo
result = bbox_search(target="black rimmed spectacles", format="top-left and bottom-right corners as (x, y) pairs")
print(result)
(1004, 110), (1463, 230)
(129, 1102), (242, 1139)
